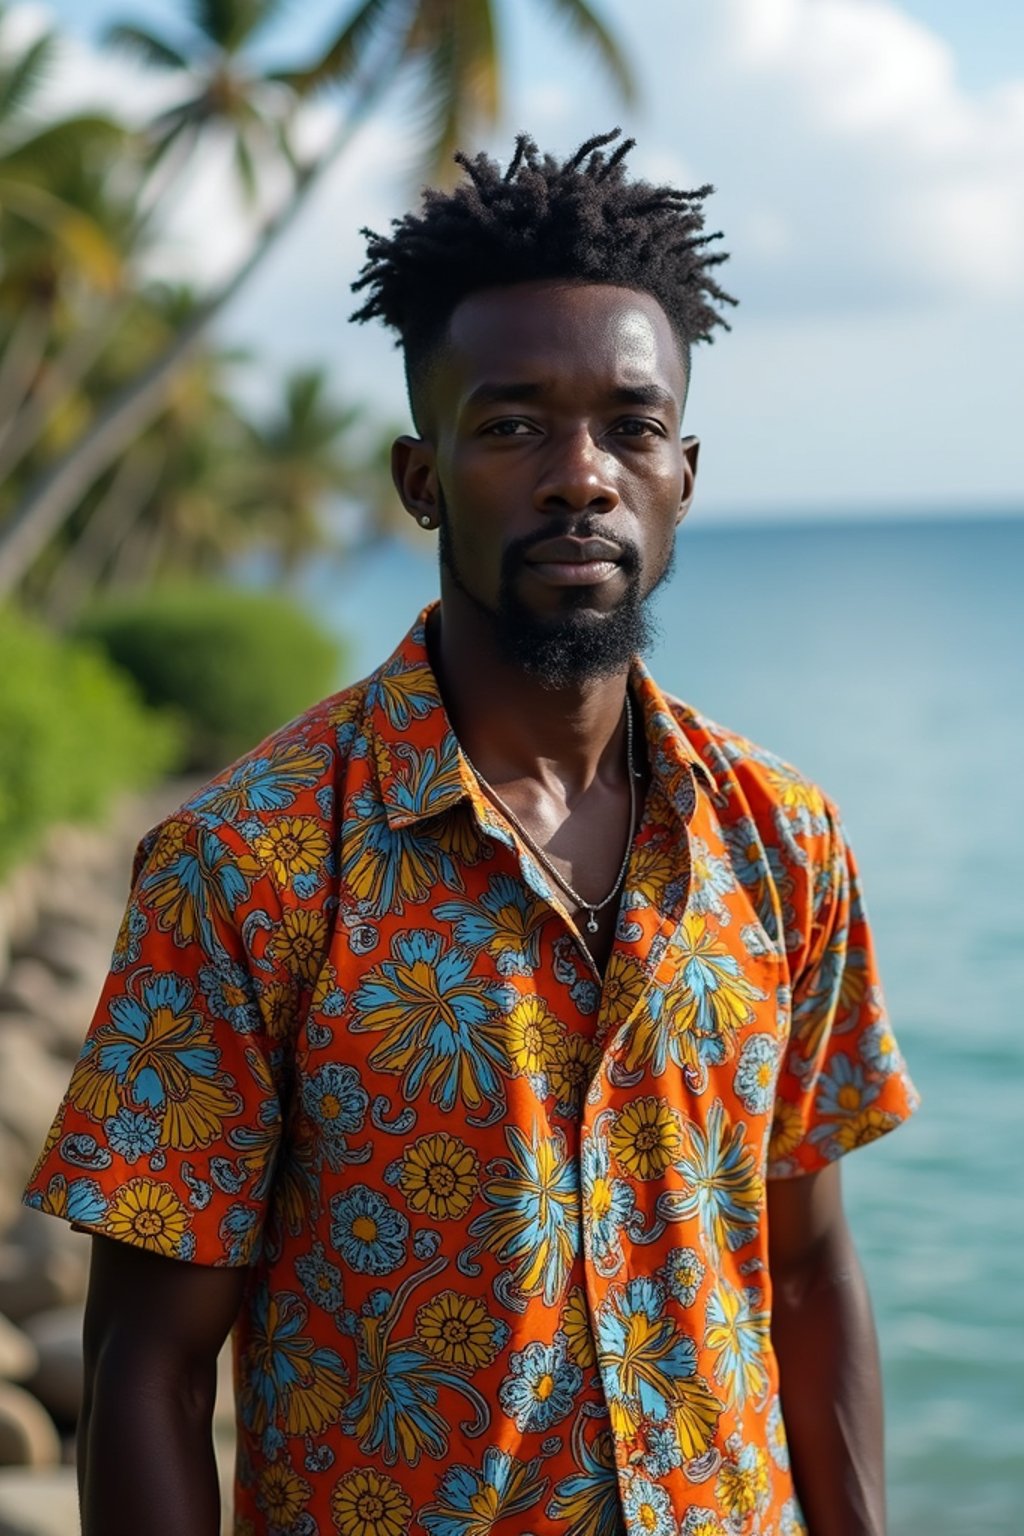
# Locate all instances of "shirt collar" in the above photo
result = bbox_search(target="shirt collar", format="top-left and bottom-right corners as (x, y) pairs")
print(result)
(366, 605), (715, 831)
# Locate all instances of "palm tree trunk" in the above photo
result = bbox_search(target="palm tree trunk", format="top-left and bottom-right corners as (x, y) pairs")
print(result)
(0, 92), (379, 599)
(0, 303), (51, 453)
(0, 300), (130, 482)
(42, 440), (166, 626)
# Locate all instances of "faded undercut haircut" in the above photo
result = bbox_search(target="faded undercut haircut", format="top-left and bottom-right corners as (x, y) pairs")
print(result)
(350, 129), (737, 429)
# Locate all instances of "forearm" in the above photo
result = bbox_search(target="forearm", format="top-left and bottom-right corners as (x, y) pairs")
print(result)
(80, 1338), (221, 1536)
(771, 1228), (886, 1536)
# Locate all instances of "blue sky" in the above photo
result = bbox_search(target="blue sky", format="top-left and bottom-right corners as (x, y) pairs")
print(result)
(20, 0), (1024, 520)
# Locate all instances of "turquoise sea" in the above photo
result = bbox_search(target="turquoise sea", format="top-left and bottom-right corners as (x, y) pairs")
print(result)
(305, 514), (1024, 1534)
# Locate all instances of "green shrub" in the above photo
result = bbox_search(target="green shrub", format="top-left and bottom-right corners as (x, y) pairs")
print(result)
(0, 608), (183, 876)
(76, 584), (346, 771)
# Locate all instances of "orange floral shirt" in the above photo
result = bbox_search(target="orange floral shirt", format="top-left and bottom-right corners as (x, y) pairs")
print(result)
(27, 607), (917, 1536)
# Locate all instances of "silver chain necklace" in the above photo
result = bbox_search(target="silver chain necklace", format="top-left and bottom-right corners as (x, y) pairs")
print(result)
(461, 695), (639, 935)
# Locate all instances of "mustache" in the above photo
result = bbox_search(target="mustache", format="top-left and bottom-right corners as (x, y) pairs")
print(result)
(501, 523), (642, 576)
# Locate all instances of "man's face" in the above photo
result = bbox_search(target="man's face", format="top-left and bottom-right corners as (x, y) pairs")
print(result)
(394, 280), (697, 687)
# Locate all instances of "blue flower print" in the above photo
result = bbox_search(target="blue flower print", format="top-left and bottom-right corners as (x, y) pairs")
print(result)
(732, 1033), (780, 1115)
(595, 1277), (698, 1423)
(352, 929), (510, 1115)
(644, 1422), (683, 1477)
(302, 1062), (369, 1168)
(105, 1108), (161, 1164)
(329, 1184), (408, 1275)
(622, 1473), (675, 1536)
(859, 1018), (903, 1077)
(421, 1447), (548, 1536)
(110, 904), (147, 972)
(661, 1245), (706, 1308)
(435, 874), (550, 976)
(295, 1242), (345, 1313)
(25, 1173), (107, 1227)
(498, 1334), (582, 1433)
(219, 1203), (260, 1265)
(199, 958), (261, 1033)
(581, 1131), (635, 1277)
(813, 1055), (880, 1123)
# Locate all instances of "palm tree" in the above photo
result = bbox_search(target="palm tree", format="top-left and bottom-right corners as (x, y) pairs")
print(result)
(0, 10), (128, 465)
(0, 0), (634, 598)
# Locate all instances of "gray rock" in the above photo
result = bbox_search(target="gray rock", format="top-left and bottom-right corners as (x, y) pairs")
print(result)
(0, 1244), (88, 1328)
(11, 930), (113, 993)
(0, 1026), (69, 1161)
(0, 1319), (35, 1386)
(23, 1308), (83, 1426)
(0, 964), (96, 1060)
(0, 1384), (60, 1469)
(0, 1465), (78, 1536)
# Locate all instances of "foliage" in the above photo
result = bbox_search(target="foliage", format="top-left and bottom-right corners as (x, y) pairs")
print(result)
(76, 584), (347, 770)
(0, 606), (182, 874)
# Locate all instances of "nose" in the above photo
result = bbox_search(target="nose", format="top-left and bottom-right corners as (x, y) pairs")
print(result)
(533, 427), (620, 516)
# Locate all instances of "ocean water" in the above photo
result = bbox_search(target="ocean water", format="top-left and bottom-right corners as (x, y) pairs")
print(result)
(305, 515), (1024, 1533)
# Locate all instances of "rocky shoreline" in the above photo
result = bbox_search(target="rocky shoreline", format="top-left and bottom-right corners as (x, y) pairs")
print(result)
(0, 782), (237, 1536)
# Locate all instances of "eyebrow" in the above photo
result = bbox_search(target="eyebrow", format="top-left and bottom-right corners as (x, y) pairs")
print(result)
(464, 381), (678, 412)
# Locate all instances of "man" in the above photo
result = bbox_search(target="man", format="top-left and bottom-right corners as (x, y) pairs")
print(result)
(26, 130), (917, 1536)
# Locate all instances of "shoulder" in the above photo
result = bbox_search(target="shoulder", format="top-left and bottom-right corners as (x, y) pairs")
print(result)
(663, 693), (834, 836)
(144, 676), (375, 858)
(660, 693), (845, 967)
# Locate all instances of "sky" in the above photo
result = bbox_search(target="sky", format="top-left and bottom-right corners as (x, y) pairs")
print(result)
(12, 0), (1024, 522)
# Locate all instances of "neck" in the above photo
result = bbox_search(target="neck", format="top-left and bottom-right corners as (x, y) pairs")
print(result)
(429, 593), (633, 797)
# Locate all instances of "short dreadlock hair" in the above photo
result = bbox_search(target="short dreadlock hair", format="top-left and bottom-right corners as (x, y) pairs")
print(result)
(351, 128), (736, 429)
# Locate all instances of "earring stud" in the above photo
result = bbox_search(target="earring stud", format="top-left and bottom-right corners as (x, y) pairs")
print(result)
(419, 515), (432, 528)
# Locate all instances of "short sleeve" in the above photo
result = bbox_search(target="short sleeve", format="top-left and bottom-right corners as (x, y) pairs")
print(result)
(767, 800), (919, 1178)
(23, 812), (294, 1265)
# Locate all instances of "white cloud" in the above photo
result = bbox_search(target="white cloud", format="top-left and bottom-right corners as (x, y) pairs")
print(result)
(657, 0), (1024, 308)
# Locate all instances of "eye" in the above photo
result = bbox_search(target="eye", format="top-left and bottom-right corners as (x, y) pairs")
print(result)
(612, 418), (665, 438)
(481, 418), (538, 437)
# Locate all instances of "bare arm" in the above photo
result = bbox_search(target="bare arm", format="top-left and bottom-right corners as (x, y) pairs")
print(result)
(767, 1163), (886, 1536)
(79, 1235), (248, 1536)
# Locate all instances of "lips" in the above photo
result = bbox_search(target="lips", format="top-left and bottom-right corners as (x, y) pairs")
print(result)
(524, 536), (623, 565)
(522, 536), (624, 588)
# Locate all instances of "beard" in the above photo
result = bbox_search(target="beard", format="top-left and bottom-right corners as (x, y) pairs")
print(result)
(437, 487), (674, 690)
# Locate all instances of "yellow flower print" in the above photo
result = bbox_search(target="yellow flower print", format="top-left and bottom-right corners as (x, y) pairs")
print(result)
(331, 1467), (412, 1536)
(768, 1101), (803, 1163)
(398, 1133), (480, 1220)
(147, 820), (187, 872)
(254, 816), (330, 887)
(414, 1290), (506, 1370)
(506, 995), (562, 1076)
(258, 979), (296, 1040)
(601, 952), (648, 1029)
(258, 1463), (311, 1526)
(764, 768), (825, 821)
(562, 1285), (595, 1368)
(547, 1032), (600, 1112)
(610, 1096), (685, 1181)
(671, 1373), (726, 1461)
(623, 840), (678, 907)
(104, 1178), (189, 1256)
(272, 908), (329, 983)
(829, 1106), (900, 1154)
(715, 1446), (769, 1519)
(312, 963), (341, 1011)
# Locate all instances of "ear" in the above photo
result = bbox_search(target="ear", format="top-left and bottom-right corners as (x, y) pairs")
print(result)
(391, 436), (440, 530)
(677, 435), (700, 526)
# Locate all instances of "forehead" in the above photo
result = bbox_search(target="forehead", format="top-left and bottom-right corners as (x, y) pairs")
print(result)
(439, 281), (687, 407)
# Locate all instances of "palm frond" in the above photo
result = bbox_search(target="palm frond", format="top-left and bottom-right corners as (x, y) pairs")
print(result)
(0, 30), (57, 127)
(232, 130), (259, 205)
(535, 0), (636, 105)
(104, 23), (192, 73)
(0, 180), (124, 291)
(0, 114), (126, 180)
(273, 0), (413, 94)
(185, 0), (278, 53)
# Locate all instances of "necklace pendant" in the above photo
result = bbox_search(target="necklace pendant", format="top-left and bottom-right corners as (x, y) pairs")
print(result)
(586, 910), (599, 934)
